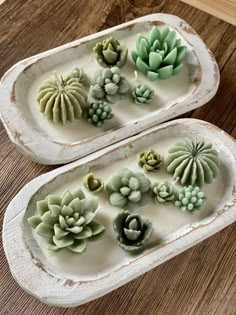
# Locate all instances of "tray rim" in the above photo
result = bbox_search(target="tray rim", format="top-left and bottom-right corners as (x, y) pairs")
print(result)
(0, 13), (220, 165)
(3, 118), (236, 307)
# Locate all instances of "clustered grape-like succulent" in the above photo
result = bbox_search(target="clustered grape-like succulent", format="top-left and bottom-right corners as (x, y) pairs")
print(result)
(151, 181), (175, 204)
(83, 173), (104, 193)
(166, 138), (219, 187)
(113, 210), (153, 252)
(132, 84), (154, 104)
(106, 168), (151, 209)
(91, 67), (130, 103)
(65, 67), (90, 87)
(175, 185), (205, 212)
(87, 101), (114, 127)
(28, 188), (106, 254)
(93, 37), (128, 68)
(138, 149), (163, 172)
(132, 26), (187, 81)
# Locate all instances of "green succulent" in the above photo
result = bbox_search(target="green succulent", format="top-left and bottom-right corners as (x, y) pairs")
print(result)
(113, 210), (153, 252)
(166, 138), (219, 187)
(132, 26), (187, 81)
(132, 84), (154, 104)
(65, 67), (90, 87)
(83, 173), (104, 193)
(152, 181), (175, 204)
(106, 168), (151, 209)
(87, 101), (114, 127)
(138, 149), (163, 172)
(93, 37), (128, 68)
(175, 185), (205, 212)
(27, 188), (105, 254)
(91, 67), (130, 103)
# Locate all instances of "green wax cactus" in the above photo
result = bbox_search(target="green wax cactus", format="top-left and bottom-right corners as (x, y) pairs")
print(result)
(83, 173), (104, 193)
(94, 37), (128, 68)
(106, 168), (151, 209)
(132, 26), (187, 81)
(113, 210), (153, 252)
(152, 181), (175, 204)
(132, 84), (154, 104)
(37, 72), (88, 124)
(166, 138), (219, 187)
(87, 101), (114, 127)
(138, 149), (163, 172)
(91, 67), (130, 103)
(27, 188), (106, 254)
(175, 185), (205, 212)
(65, 67), (90, 87)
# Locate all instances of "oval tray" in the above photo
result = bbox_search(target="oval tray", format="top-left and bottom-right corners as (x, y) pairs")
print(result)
(3, 118), (236, 307)
(0, 14), (219, 164)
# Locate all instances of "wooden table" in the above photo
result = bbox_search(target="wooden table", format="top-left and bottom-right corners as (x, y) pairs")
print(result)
(0, 0), (235, 314)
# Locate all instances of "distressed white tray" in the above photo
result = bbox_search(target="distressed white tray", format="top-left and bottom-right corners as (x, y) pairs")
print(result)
(0, 14), (219, 164)
(3, 119), (236, 307)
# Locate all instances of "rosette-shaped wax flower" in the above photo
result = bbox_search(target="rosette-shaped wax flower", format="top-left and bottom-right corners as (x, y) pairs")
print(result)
(83, 173), (104, 193)
(65, 67), (90, 87)
(106, 168), (151, 208)
(152, 181), (175, 204)
(91, 67), (130, 103)
(138, 149), (163, 172)
(87, 101), (114, 127)
(37, 72), (88, 124)
(132, 26), (187, 81)
(27, 188), (105, 253)
(175, 185), (205, 212)
(132, 84), (154, 104)
(113, 210), (153, 252)
(93, 37), (128, 68)
(166, 138), (219, 187)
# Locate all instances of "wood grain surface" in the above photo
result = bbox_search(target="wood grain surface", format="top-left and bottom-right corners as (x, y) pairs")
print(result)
(0, 0), (235, 314)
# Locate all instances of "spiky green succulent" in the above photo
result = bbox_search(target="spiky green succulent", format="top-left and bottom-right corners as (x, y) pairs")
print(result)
(87, 101), (114, 127)
(132, 26), (187, 81)
(138, 149), (163, 172)
(83, 173), (104, 193)
(175, 185), (205, 212)
(152, 181), (175, 204)
(132, 84), (154, 104)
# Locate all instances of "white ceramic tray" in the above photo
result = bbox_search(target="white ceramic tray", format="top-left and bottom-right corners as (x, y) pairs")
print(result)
(0, 14), (219, 164)
(3, 119), (236, 307)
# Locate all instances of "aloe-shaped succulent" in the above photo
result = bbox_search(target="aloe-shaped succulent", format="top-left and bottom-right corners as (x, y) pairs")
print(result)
(37, 72), (88, 124)
(138, 149), (163, 172)
(113, 210), (153, 252)
(91, 67), (130, 103)
(65, 67), (90, 87)
(83, 173), (104, 193)
(152, 181), (175, 204)
(175, 185), (205, 212)
(87, 101), (114, 127)
(166, 138), (219, 187)
(94, 37), (128, 68)
(132, 26), (187, 81)
(106, 168), (151, 209)
(27, 188), (105, 253)
(132, 84), (154, 104)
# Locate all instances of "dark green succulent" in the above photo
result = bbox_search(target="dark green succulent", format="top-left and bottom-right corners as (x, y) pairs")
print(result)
(138, 149), (163, 172)
(87, 101), (114, 127)
(132, 84), (154, 104)
(83, 173), (104, 193)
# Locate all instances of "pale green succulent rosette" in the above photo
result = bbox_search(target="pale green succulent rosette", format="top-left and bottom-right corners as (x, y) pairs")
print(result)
(138, 149), (163, 172)
(94, 37), (128, 68)
(106, 168), (151, 209)
(87, 101), (114, 127)
(152, 181), (175, 204)
(113, 210), (153, 252)
(27, 188), (106, 254)
(175, 185), (205, 212)
(65, 67), (90, 87)
(83, 173), (104, 193)
(37, 72), (88, 124)
(132, 26), (187, 81)
(132, 84), (154, 104)
(91, 67), (130, 103)
(166, 138), (219, 187)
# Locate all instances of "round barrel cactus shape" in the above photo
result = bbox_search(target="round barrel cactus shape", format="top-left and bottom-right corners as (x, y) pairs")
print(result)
(152, 181), (175, 204)
(113, 210), (153, 252)
(166, 138), (219, 187)
(132, 84), (154, 104)
(175, 185), (205, 212)
(27, 188), (106, 254)
(138, 149), (163, 172)
(132, 26), (187, 81)
(87, 101), (114, 127)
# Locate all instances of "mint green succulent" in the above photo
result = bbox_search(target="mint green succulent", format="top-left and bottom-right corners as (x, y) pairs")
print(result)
(87, 101), (114, 127)
(37, 72), (88, 124)
(175, 185), (205, 212)
(152, 181), (175, 204)
(113, 210), (153, 252)
(94, 37), (128, 68)
(106, 168), (151, 209)
(65, 67), (90, 87)
(132, 26), (187, 81)
(166, 138), (219, 187)
(138, 149), (163, 172)
(132, 84), (154, 104)
(27, 188), (105, 254)
(83, 173), (104, 193)
(91, 67), (130, 103)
